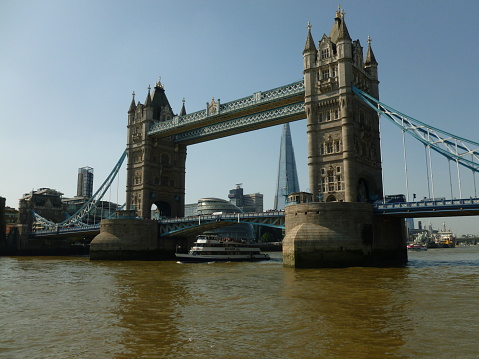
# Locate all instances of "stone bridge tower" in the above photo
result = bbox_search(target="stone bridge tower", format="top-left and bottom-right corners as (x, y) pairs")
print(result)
(304, 7), (382, 203)
(283, 7), (406, 268)
(125, 80), (186, 219)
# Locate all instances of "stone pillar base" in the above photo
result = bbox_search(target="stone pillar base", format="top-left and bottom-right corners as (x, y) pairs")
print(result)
(90, 218), (160, 260)
(283, 202), (407, 268)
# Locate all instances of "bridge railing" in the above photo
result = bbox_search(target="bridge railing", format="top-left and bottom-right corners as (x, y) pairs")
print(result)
(32, 223), (101, 237)
(158, 211), (285, 224)
(374, 198), (479, 212)
(149, 81), (304, 135)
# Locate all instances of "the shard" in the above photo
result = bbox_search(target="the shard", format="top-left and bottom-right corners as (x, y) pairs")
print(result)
(274, 123), (300, 210)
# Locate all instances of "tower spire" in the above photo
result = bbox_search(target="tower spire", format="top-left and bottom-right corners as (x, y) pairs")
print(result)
(179, 98), (186, 116)
(365, 36), (378, 65)
(128, 91), (136, 113)
(303, 21), (316, 54)
(145, 85), (152, 107)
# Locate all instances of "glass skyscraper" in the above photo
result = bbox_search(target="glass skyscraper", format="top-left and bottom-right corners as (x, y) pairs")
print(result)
(274, 123), (300, 210)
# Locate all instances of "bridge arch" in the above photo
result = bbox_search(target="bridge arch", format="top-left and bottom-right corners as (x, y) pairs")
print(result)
(151, 201), (172, 219)
(357, 174), (380, 203)
(326, 195), (337, 202)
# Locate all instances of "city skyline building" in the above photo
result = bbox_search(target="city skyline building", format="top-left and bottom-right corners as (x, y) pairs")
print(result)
(274, 123), (300, 210)
(228, 184), (263, 212)
(77, 166), (94, 198)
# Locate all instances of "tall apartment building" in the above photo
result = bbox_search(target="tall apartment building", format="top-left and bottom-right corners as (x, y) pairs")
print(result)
(77, 167), (94, 198)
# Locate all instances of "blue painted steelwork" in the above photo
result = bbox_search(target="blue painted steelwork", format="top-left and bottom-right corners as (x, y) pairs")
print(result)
(158, 211), (285, 237)
(32, 224), (101, 237)
(148, 81), (305, 137)
(352, 85), (479, 172)
(33, 151), (127, 231)
(373, 197), (479, 217)
(173, 102), (305, 144)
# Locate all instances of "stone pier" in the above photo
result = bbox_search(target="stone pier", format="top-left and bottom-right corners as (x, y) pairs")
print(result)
(90, 210), (176, 260)
(282, 202), (407, 268)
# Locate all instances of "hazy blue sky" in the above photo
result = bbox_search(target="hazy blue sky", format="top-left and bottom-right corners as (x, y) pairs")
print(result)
(2, 0), (479, 234)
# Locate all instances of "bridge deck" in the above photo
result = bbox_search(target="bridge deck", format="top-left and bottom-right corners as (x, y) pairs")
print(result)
(32, 198), (479, 238)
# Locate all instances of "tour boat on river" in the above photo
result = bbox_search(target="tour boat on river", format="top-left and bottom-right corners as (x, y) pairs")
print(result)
(407, 242), (427, 251)
(175, 235), (270, 263)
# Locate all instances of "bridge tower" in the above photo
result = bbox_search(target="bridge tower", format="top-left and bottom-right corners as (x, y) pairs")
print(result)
(304, 9), (381, 202)
(283, 7), (406, 268)
(125, 80), (186, 219)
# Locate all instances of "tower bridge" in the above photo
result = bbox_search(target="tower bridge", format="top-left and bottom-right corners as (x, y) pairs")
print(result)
(22, 7), (479, 267)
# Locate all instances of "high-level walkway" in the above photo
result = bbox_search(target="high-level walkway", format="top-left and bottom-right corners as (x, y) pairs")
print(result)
(149, 81), (305, 144)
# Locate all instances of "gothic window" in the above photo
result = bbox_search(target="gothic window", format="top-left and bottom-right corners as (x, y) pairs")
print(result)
(320, 144), (325, 155)
(334, 109), (339, 119)
(321, 168), (325, 175)
(336, 166), (341, 173)
(327, 142), (333, 154)
(322, 69), (329, 80)
(334, 140), (340, 152)
(321, 48), (330, 59)
(319, 113), (323, 122)
(331, 66), (337, 78)
(321, 178), (326, 192)
(327, 111), (331, 121)
(337, 175), (342, 191)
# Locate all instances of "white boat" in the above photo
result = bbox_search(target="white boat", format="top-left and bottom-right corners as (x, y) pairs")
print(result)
(175, 235), (270, 263)
(407, 243), (427, 251)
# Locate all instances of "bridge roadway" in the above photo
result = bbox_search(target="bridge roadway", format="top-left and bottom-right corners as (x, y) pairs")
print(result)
(31, 198), (479, 238)
(148, 81), (305, 145)
(158, 211), (285, 237)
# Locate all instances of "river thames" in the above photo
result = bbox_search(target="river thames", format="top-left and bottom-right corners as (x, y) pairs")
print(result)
(1, 246), (479, 358)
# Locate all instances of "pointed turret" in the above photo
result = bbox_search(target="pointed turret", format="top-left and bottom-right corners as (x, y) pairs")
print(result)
(128, 91), (136, 113)
(329, 5), (351, 43)
(150, 78), (173, 120)
(365, 36), (378, 66)
(144, 85), (152, 107)
(303, 22), (317, 98)
(179, 98), (186, 117)
(365, 36), (379, 99)
(303, 21), (317, 54)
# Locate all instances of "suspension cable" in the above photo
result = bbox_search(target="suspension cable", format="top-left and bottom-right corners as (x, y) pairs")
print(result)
(427, 130), (435, 199)
(424, 144), (431, 199)
(456, 140), (462, 198)
(402, 127), (409, 201)
(473, 154), (478, 197)
(448, 159), (453, 199)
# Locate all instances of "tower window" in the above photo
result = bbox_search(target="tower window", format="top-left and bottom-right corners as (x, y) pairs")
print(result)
(322, 69), (329, 80)
(327, 142), (333, 154)
(319, 113), (323, 122)
(334, 141), (340, 152)
(321, 48), (330, 59)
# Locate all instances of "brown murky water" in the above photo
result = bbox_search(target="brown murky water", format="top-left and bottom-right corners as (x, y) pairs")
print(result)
(1, 246), (479, 358)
